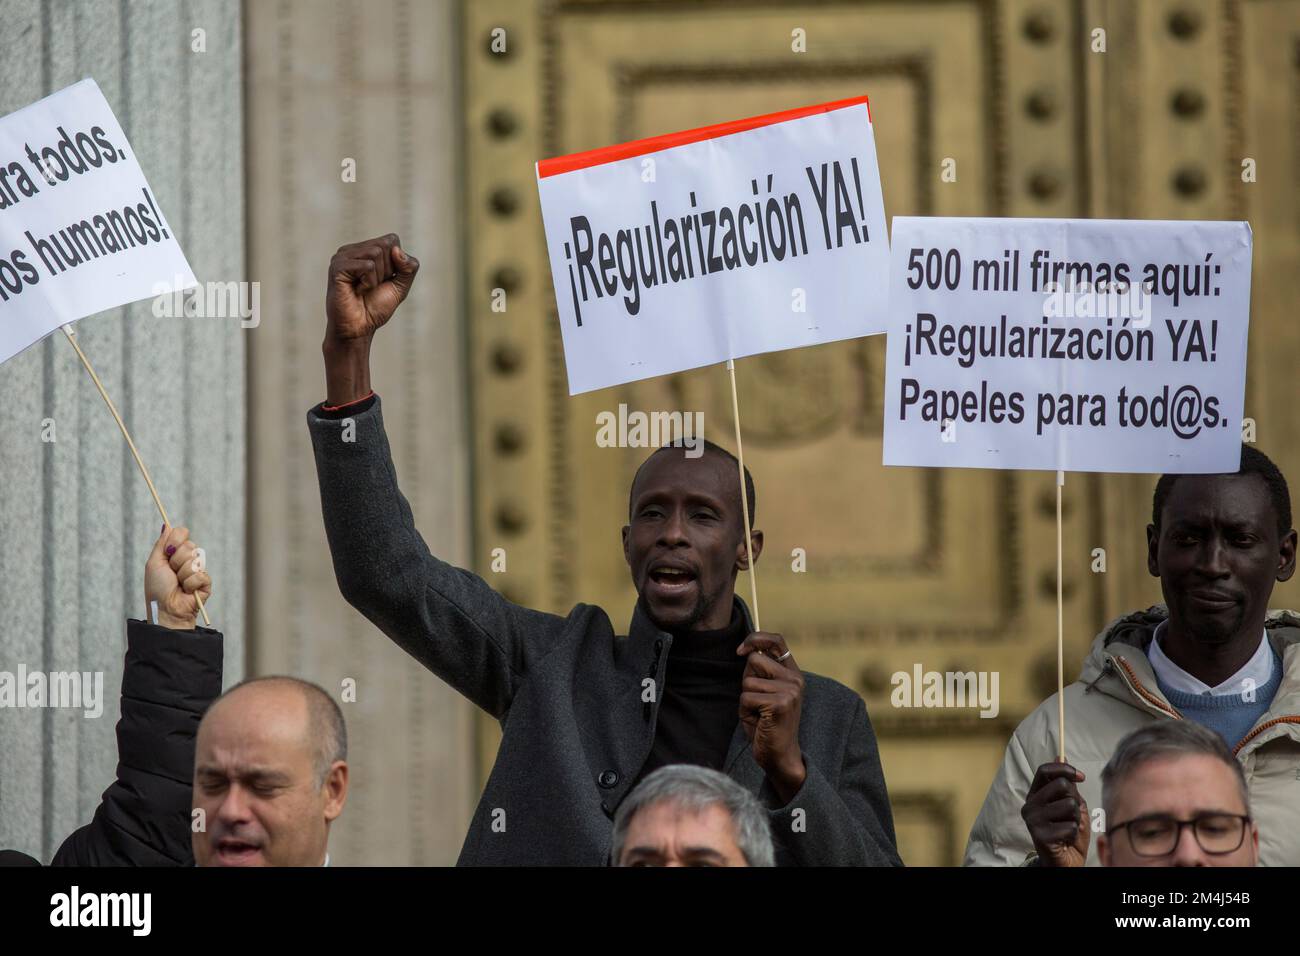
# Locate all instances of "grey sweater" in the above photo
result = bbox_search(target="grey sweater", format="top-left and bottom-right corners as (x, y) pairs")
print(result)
(308, 396), (902, 866)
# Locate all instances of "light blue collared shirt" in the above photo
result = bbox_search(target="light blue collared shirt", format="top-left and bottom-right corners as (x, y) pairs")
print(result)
(1150, 620), (1273, 697)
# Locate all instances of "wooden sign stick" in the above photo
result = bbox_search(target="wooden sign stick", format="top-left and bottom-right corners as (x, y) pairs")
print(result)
(1056, 469), (1066, 762)
(61, 324), (210, 627)
(726, 358), (760, 632)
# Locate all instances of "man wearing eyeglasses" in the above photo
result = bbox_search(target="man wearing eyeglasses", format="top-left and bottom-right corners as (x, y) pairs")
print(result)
(1096, 721), (1258, 866)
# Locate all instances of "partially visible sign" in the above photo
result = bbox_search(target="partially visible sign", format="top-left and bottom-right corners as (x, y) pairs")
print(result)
(0, 78), (196, 364)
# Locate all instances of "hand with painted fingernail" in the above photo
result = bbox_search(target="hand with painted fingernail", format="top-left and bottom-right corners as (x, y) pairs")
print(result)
(144, 524), (213, 630)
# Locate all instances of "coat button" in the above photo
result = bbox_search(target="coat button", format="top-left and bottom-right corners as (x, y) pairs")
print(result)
(598, 770), (619, 788)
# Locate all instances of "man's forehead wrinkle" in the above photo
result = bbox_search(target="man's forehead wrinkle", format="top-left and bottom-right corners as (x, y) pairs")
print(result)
(637, 483), (731, 508)
(632, 446), (739, 506)
(197, 757), (291, 780)
(199, 695), (314, 772)
(1167, 508), (1264, 532)
(1164, 474), (1273, 527)
(681, 846), (727, 858)
(1121, 753), (1246, 788)
(1165, 505), (1269, 537)
(202, 734), (281, 765)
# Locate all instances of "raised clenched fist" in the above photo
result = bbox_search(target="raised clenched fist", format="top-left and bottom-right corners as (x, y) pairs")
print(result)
(324, 233), (420, 344)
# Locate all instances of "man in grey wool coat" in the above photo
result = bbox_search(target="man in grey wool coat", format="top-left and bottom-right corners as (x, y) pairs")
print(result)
(306, 233), (902, 867)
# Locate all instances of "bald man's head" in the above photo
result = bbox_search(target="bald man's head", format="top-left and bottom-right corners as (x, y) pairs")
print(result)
(192, 677), (349, 867)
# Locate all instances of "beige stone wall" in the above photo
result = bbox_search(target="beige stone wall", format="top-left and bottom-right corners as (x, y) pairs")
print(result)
(245, 0), (475, 865)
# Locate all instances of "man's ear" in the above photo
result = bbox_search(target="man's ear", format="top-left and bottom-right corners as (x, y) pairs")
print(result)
(323, 762), (349, 822)
(622, 525), (631, 566)
(1277, 529), (1297, 582)
(1146, 523), (1160, 578)
(737, 529), (764, 570)
(1096, 833), (1111, 867)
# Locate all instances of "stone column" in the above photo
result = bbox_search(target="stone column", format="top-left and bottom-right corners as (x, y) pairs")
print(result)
(245, 0), (475, 865)
(0, 0), (246, 862)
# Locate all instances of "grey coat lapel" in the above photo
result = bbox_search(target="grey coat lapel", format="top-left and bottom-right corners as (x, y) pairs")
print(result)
(724, 598), (763, 791)
(597, 595), (759, 813)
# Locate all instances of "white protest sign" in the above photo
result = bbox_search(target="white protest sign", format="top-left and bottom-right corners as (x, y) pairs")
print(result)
(0, 78), (196, 365)
(537, 95), (889, 394)
(883, 217), (1252, 474)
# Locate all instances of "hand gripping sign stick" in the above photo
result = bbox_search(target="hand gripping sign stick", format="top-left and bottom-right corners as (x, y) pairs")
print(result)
(61, 324), (210, 626)
(727, 359), (760, 632)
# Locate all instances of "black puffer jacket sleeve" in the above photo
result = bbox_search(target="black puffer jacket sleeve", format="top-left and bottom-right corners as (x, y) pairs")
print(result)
(51, 619), (223, 866)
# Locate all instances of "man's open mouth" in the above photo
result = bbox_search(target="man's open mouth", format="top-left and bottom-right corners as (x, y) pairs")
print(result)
(648, 564), (697, 592)
(215, 839), (263, 864)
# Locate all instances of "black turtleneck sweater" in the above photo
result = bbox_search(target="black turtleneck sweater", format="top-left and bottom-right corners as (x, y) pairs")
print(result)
(637, 607), (749, 783)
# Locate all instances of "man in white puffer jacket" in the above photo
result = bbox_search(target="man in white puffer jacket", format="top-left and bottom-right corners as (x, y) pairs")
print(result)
(965, 446), (1299, 867)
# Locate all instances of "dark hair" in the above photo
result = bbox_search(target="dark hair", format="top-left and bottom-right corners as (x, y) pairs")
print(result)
(629, 438), (756, 528)
(1152, 444), (1292, 536)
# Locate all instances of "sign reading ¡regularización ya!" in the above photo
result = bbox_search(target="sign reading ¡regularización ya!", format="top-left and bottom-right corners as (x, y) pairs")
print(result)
(537, 95), (890, 394)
